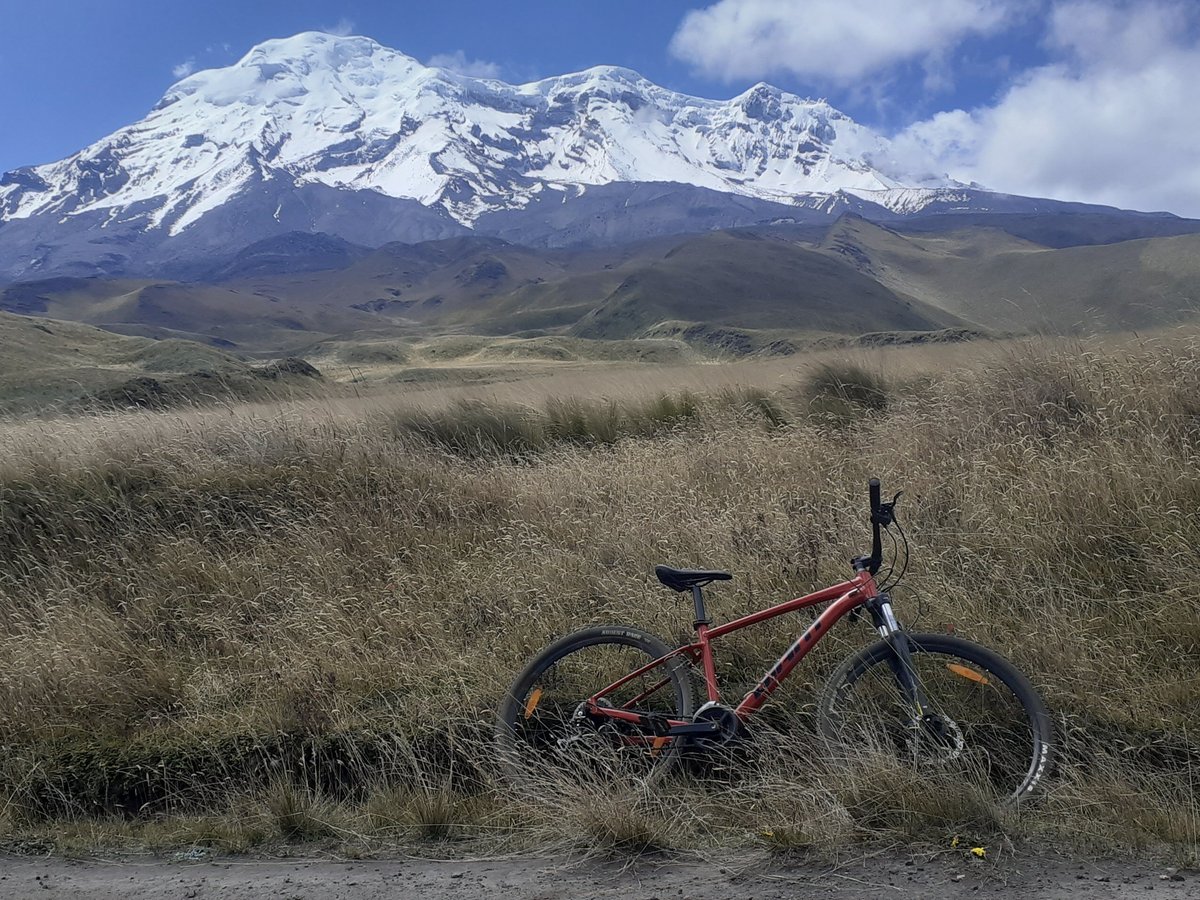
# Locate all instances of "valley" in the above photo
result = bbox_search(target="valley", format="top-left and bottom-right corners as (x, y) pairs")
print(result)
(3, 212), (1199, 415)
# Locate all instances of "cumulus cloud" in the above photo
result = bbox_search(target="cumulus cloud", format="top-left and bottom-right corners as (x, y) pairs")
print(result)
(171, 59), (196, 78)
(670, 0), (1023, 84)
(897, 1), (1200, 215)
(427, 50), (503, 79)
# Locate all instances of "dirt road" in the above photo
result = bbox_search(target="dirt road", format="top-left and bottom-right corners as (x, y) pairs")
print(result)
(0, 851), (1192, 899)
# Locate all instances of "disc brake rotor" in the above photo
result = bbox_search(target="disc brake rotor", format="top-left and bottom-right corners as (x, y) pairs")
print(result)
(909, 712), (966, 764)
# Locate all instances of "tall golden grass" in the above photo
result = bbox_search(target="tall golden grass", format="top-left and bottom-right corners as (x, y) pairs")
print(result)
(1, 331), (1199, 855)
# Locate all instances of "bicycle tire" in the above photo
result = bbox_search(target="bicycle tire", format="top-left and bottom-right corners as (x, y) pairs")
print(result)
(816, 632), (1053, 804)
(496, 625), (694, 790)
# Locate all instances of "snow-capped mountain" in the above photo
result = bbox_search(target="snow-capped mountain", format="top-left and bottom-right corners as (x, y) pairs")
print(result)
(1, 32), (956, 229)
(0, 32), (1180, 280)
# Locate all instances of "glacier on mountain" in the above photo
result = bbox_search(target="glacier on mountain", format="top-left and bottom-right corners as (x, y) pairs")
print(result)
(0, 31), (963, 235)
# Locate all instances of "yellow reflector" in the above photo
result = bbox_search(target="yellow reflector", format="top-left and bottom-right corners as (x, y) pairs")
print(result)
(946, 663), (989, 685)
(523, 687), (544, 719)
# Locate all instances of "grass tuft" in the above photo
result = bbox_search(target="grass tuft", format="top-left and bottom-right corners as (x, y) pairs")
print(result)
(263, 781), (338, 841)
(802, 362), (890, 423)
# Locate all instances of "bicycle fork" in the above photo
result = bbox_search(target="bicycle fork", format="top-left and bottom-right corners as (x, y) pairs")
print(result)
(866, 596), (930, 716)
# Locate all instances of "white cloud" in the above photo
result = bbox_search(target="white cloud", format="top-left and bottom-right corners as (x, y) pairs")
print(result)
(325, 18), (355, 37)
(1046, 0), (1177, 64)
(898, 1), (1200, 215)
(427, 50), (502, 79)
(171, 59), (196, 79)
(670, 0), (1024, 84)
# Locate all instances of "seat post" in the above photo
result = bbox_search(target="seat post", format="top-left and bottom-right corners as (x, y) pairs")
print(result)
(691, 584), (710, 629)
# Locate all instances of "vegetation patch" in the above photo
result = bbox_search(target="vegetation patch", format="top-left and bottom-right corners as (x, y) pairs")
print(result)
(801, 361), (890, 423)
(389, 390), (705, 457)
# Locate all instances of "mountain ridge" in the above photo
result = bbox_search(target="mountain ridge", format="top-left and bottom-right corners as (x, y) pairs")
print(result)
(3, 31), (1191, 282)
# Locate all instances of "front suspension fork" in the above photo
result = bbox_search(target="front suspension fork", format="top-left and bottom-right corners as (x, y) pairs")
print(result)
(868, 597), (930, 716)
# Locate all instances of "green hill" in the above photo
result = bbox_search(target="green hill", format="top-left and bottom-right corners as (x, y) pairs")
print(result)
(819, 218), (1200, 332)
(0, 311), (325, 414)
(6, 219), (1200, 359)
(0, 277), (389, 351)
(570, 230), (961, 339)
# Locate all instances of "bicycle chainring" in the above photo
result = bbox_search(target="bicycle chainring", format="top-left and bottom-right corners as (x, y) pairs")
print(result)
(691, 702), (742, 749)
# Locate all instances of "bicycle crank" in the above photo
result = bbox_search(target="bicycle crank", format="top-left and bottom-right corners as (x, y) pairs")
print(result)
(688, 701), (742, 749)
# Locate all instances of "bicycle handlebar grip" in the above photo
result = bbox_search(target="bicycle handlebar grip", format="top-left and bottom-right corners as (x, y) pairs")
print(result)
(869, 478), (881, 512)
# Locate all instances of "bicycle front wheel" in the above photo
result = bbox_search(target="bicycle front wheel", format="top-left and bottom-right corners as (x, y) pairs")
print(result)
(816, 632), (1052, 804)
(496, 625), (695, 792)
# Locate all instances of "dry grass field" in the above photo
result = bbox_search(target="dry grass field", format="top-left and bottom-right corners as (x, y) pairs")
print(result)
(1, 330), (1199, 859)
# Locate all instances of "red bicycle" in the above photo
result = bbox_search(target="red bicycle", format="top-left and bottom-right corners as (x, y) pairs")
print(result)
(497, 479), (1053, 804)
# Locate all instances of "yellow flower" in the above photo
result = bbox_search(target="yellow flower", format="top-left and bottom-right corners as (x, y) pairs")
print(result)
(970, 847), (986, 858)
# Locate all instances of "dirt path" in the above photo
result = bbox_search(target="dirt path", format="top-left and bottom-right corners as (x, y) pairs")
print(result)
(0, 851), (1192, 899)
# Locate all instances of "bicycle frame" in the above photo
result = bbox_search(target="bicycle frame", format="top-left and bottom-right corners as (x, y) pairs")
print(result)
(585, 568), (885, 735)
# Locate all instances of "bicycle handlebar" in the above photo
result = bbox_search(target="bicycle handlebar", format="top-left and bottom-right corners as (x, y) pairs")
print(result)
(868, 478), (883, 574)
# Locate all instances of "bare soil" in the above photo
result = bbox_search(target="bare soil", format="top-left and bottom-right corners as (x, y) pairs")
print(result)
(0, 851), (1193, 899)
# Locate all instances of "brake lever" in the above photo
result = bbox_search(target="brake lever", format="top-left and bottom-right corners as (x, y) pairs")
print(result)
(871, 490), (903, 528)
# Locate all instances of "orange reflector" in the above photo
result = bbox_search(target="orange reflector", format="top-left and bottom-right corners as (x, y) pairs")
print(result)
(523, 687), (544, 719)
(650, 737), (669, 758)
(946, 663), (989, 685)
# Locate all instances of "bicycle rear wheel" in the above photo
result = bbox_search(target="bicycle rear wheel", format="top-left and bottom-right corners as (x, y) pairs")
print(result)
(496, 625), (694, 791)
(816, 633), (1052, 804)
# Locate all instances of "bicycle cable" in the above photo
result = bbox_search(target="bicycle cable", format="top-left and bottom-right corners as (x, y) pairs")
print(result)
(878, 517), (911, 593)
(877, 526), (898, 587)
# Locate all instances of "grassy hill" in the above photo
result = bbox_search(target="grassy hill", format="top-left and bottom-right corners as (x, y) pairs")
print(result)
(229, 235), (673, 333)
(0, 277), (391, 351)
(218, 230), (965, 341)
(0, 310), (327, 414)
(570, 230), (961, 339)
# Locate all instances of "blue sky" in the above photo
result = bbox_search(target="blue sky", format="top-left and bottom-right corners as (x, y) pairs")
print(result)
(2, 0), (1198, 214)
